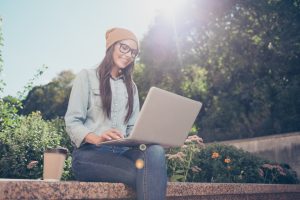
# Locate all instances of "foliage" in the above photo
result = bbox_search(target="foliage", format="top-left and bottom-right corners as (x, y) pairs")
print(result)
(16, 65), (49, 100)
(166, 142), (299, 184)
(260, 163), (299, 184)
(0, 112), (74, 180)
(20, 70), (75, 120)
(0, 96), (21, 132)
(194, 143), (264, 183)
(137, 0), (300, 141)
(50, 117), (73, 152)
(0, 16), (22, 150)
(166, 135), (204, 182)
(0, 17), (5, 94)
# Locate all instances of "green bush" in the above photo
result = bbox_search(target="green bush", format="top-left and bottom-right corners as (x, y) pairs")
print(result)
(0, 112), (74, 180)
(50, 117), (74, 180)
(0, 97), (21, 131)
(166, 142), (299, 184)
(193, 143), (264, 183)
(260, 163), (298, 184)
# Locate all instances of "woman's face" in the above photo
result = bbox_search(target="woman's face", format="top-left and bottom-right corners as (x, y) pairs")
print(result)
(112, 39), (138, 69)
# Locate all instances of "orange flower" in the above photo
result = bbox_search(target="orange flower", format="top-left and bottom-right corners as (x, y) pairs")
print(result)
(211, 152), (219, 159)
(224, 158), (231, 164)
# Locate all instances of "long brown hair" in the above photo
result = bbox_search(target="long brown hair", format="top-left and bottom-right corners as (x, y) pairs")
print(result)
(97, 42), (135, 123)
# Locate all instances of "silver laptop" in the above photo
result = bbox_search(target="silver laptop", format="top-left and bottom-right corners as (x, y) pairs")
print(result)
(99, 87), (202, 147)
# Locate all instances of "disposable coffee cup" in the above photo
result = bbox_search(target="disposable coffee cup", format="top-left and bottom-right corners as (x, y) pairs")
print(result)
(43, 147), (68, 181)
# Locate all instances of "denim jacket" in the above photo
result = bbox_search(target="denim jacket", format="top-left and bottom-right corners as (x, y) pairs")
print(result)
(64, 68), (140, 148)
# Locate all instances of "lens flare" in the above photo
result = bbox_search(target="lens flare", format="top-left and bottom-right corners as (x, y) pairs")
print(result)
(135, 159), (144, 169)
(145, 0), (185, 17)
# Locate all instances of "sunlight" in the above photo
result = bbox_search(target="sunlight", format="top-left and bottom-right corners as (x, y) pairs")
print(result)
(144, 0), (185, 18)
(143, 0), (186, 68)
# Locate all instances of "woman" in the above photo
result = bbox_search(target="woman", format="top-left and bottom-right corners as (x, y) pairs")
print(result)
(65, 27), (167, 200)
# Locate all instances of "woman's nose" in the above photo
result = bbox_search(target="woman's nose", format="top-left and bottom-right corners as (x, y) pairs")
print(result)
(124, 51), (132, 58)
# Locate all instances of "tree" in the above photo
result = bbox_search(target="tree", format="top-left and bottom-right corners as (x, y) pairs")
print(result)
(20, 70), (75, 119)
(137, 0), (300, 141)
(0, 17), (4, 94)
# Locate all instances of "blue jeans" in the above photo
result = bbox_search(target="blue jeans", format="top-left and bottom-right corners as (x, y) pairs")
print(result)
(72, 143), (167, 200)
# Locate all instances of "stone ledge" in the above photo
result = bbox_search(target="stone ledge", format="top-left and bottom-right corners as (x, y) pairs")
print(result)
(0, 179), (299, 200)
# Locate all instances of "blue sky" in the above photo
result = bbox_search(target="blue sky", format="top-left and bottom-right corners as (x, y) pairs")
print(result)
(0, 0), (163, 97)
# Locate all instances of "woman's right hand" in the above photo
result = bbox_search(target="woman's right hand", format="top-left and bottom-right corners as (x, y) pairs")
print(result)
(84, 129), (124, 145)
(100, 129), (124, 141)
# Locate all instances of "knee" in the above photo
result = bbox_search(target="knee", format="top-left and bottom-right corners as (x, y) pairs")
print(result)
(144, 145), (167, 173)
(146, 145), (165, 158)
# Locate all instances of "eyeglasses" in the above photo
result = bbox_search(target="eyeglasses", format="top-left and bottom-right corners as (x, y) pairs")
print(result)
(118, 42), (139, 59)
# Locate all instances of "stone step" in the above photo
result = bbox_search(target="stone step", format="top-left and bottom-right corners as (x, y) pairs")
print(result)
(0, 179), (299, 200)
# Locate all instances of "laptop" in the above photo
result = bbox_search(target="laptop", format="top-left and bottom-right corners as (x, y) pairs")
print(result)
(99, 87), (202, 148)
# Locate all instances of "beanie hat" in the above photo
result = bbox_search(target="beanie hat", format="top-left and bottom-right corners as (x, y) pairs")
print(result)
(105, 27), (139, 50)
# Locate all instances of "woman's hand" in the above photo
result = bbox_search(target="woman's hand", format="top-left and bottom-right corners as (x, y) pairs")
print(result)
(84, 129), (124, 145)
(100, 129), (124, 141)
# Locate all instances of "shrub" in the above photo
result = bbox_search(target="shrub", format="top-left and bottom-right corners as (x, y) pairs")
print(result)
(260, 163), (298, 184)
(0, 112), (74, 180)
(166, 135), (204, 182)
(166, 142), (299, 184)
(193, 143), (264, 183)
(50, 117), (74, 180)
(0, 97), (21, 131)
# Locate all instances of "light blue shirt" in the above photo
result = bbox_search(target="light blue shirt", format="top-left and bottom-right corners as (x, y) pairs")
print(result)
(65, 68), (140, 148)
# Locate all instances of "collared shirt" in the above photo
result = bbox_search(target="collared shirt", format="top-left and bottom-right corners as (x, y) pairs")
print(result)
(64, 68), (140, 148)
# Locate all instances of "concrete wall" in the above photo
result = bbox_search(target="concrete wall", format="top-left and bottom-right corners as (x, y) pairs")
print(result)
(218, 132), (300, 176)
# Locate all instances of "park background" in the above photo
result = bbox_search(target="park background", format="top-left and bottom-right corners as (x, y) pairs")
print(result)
(0, 0), (299, 183)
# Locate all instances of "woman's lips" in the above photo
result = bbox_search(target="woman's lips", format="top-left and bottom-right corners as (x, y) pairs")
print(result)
(120, 57), (130, 61)
(119, 58), (130, 64)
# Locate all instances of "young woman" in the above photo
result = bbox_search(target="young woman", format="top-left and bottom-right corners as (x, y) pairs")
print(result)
(65, 27), (167, 200)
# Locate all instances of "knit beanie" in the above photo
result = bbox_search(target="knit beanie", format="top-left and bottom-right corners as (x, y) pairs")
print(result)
(105, 27), (139, 50)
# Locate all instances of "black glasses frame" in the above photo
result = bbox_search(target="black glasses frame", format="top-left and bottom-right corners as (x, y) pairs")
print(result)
(118, 42), (139, 59)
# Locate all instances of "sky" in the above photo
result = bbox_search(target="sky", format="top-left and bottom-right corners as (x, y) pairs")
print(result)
(0, 0), (170, 97)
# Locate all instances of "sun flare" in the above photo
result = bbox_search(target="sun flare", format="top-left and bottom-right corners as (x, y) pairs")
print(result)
(144, 0), (185, 17)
